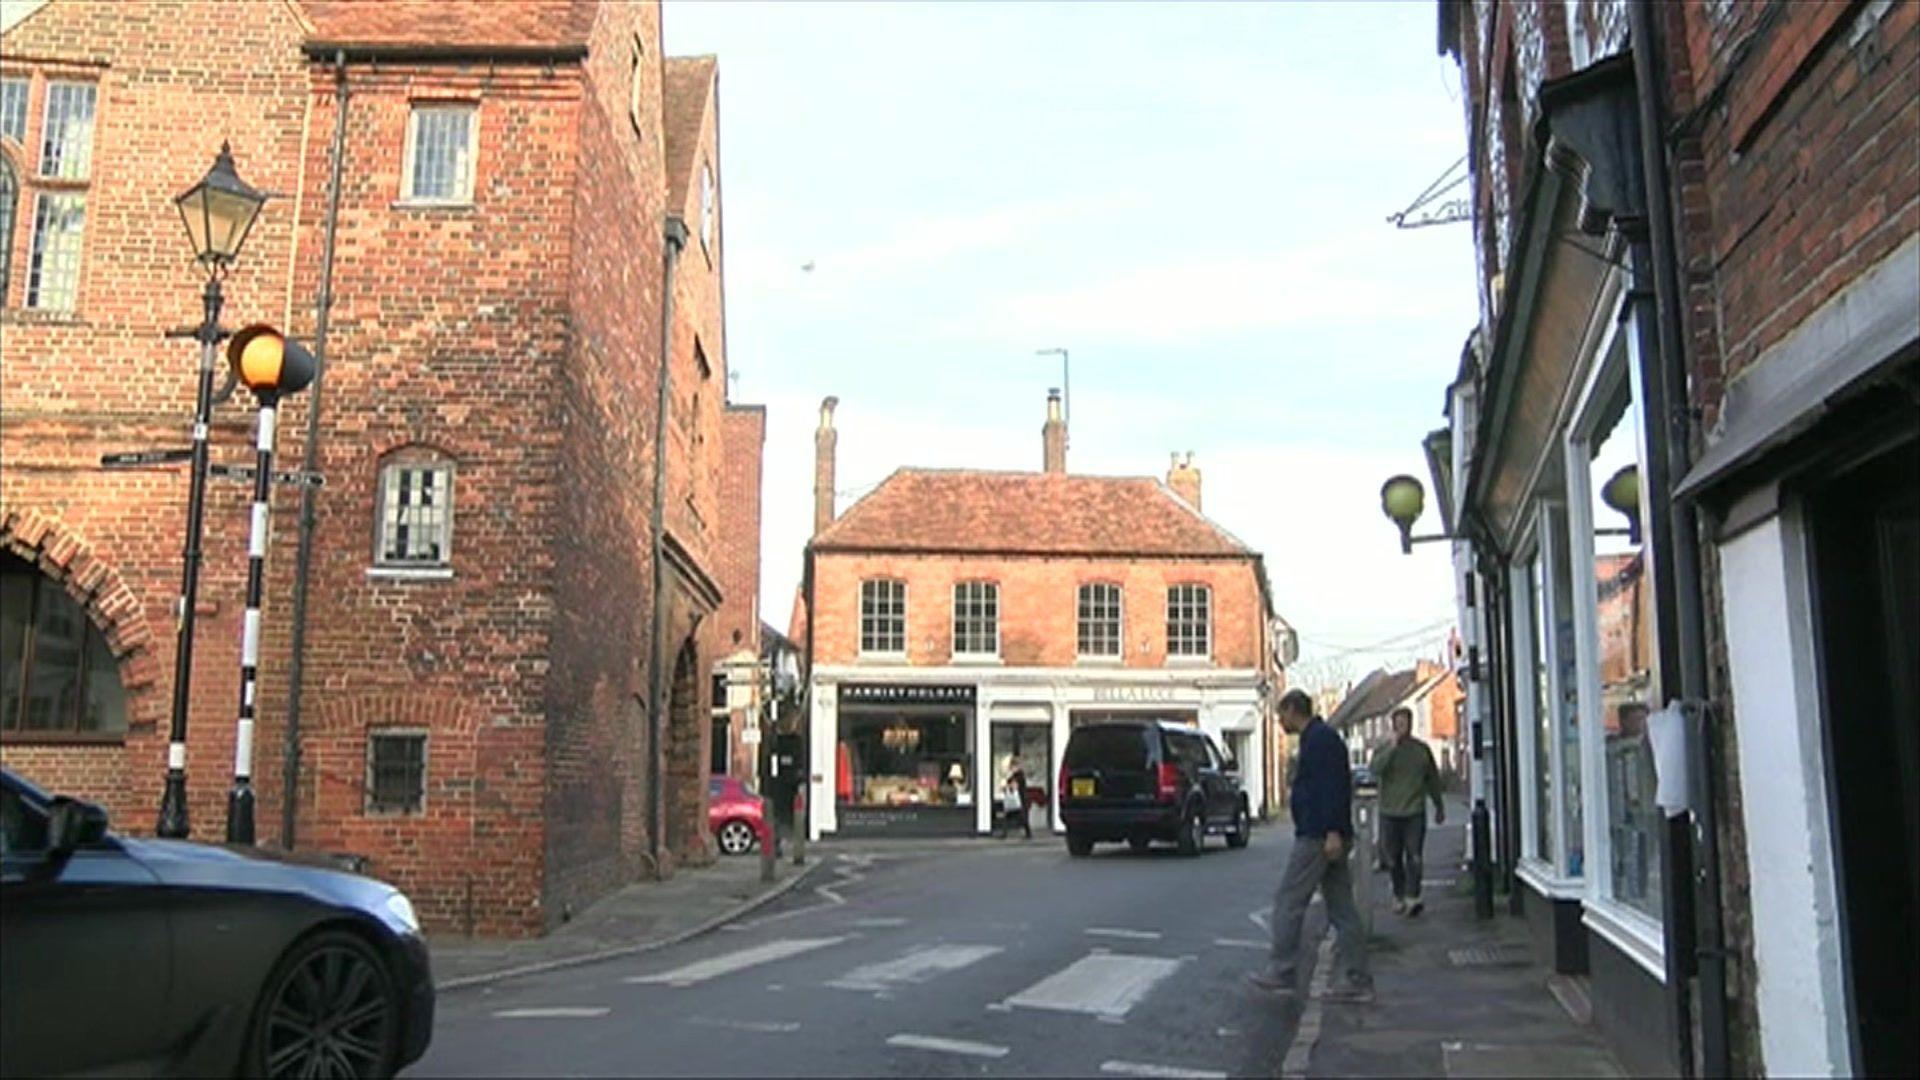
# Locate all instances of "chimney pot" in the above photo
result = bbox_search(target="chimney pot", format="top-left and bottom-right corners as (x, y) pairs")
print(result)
(1167, 452), (1202, 512)
(1042, 389), (1068, 474)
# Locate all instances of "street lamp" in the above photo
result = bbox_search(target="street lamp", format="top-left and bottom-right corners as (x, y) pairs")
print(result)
(156, 142), (269, 840)
(1036, 348), (1069, 437)
(225, 325), (315, 843)
(1381, 474), (1451, 554)
(1600, 464), (1643, 545)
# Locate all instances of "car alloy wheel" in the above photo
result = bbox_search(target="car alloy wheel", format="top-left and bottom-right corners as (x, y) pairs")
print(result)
(251, 930), (399, 1079)
(1227, 806), (1250, 849)
(718, 819), (756, 856)
(1178, 804), (1204, 857)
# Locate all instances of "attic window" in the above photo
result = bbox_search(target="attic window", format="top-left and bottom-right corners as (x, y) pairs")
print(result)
(699, 162), (714, 252)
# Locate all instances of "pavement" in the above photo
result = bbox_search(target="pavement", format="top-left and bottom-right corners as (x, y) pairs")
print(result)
(406, 800), (1628, 1078)
(429, 848), (821, 990)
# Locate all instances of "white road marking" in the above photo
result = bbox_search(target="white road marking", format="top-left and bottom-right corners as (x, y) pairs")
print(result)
(886, 1034), (1009, 1059)
(1214, 937), (1268, 950)
(491, 1007), (610, 1019)
(1086, 927), (1163, 941)
(1281, 935), (1335, 1078)
(851, 917), (908, 928)
(1003, 953), (1184, 1018)
(625, 937), (846, 987)
(829, 944), (1002, 992)
(1248, 907), (1271, 932)
(686, 1016), (801, 1034)
(1100, 1062), (1228, 1079)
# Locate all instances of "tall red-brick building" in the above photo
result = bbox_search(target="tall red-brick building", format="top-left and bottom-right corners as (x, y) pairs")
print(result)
(0, 0), (757, 937)
(795, 394), (1293, 839)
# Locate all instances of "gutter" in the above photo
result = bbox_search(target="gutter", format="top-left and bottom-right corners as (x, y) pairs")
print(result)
(281, 50), (350, 849)
(646, 215), (691, 871)
(300, 42), (588, 64)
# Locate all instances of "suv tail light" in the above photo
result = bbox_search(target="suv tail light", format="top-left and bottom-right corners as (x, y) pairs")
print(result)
(1156, 761), (1182, 802)
(1059, 762), (1071, 801)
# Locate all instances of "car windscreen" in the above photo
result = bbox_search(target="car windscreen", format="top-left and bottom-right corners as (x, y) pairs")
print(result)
(1064, 727), (1151, 771)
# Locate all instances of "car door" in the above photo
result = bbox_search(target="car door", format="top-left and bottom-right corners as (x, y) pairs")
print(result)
(0, 784), (172, 1078)
(1167, 731), (1215, 822)
(1203, 735), (1240, 821)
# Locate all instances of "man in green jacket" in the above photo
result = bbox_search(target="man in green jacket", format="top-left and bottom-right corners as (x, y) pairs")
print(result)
(1369, 706), (1445, 916)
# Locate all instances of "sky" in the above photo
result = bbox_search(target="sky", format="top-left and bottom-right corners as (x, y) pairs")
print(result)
(664, 0), (1480, 691)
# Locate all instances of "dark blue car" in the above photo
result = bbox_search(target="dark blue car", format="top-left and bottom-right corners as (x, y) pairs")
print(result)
(0, 768), (433, 1078)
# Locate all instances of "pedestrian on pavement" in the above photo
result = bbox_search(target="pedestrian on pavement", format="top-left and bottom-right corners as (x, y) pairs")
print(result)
(1370, 706), (1445, 917)
(1248, 688), (1373, 1002)
(999, 758), (1031, 840)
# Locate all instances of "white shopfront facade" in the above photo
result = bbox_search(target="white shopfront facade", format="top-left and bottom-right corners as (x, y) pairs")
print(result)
(804, 664), (1269, 839)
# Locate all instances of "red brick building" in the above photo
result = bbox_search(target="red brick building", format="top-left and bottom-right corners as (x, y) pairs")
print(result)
(709, 403), (766, 782)
(796, 394), (1291, 838)
(0, 0), (755, 937)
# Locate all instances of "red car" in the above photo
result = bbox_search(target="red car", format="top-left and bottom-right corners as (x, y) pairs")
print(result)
(708, 776), (773, 856)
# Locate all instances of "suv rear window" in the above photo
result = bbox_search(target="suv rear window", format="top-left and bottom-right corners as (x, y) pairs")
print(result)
(1065, 726), (1152, 771)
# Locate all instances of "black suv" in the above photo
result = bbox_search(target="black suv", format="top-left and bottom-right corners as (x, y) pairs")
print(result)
(1059, 720), (1251, 856)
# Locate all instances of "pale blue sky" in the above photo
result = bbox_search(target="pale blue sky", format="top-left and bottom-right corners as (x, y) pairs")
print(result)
(665, 0), (1477, 686)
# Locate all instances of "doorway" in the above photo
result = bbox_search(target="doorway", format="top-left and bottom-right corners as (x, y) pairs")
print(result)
(991, 722), (1052, 834)
(1808, 430), (1919, 1079)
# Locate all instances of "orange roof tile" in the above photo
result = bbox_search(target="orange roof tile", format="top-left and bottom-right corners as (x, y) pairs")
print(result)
(301, 0), (598, 51)
(812, 469), (1256, 558)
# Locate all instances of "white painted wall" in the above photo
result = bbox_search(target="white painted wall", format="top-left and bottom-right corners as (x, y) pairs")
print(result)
(1720, 513), (1853, 1077)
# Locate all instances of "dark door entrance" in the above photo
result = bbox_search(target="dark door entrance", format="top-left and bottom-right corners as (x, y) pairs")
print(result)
(1808, 429), (1919, 1079)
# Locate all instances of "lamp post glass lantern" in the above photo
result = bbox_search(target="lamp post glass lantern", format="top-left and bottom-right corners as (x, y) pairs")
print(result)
(1381, 474), (1426, 553)
(155, 143), (271, 840)
(1601, 464), (1643, 544)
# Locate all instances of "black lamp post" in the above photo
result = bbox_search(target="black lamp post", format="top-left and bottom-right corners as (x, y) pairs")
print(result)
(225, 325), (315, 843)
(156, 142), (268, 840)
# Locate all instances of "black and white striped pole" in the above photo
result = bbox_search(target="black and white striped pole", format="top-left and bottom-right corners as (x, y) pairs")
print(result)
(225, 325), (315, 844)
(158, 142), (270, 840)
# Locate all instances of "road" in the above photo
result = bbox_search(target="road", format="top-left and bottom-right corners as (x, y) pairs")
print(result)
(410, 823), (1320, 1078)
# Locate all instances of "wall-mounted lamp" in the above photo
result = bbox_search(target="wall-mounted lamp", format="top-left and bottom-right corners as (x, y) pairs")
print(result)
(1600, 464), (1643, 545)
(1380, 474), (1453, 554)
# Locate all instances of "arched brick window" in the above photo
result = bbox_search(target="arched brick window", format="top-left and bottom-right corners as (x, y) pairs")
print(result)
(374, 448), (456, 570)
(0, 551), (126, 738)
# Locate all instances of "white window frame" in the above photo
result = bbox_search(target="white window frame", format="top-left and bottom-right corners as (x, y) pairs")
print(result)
(1564, 310), (1668, 978)
(400, 103), (477, 205)
(1076, 582), (1124, 661)
(951, 580), (1000, 659)
(859, 579), (907, 658)
(372, 457), (455, 576)
(1165, 583), (1211, 661)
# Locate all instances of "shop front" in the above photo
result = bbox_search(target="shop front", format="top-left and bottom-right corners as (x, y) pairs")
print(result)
(833, 682), (977, 835)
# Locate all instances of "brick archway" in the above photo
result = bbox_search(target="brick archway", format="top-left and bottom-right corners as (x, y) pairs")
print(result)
(662, 636), (710, 864)
(0, 508), (164, 730)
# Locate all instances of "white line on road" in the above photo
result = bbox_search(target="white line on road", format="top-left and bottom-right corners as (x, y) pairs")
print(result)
(686, 1016), (801, 1034)
(829, 944), (1003, 992)
(1214, 938), (1268, 950)
(1248, 907), (1271, 932)
(885, 1034), (1009, 1059)
(1004, 953), (1184, 1018)
(625, 937), (846, 987)
(491, 1007), (611, 1019)
(1100, 1061), (1228, 1079)
(850, 917), (908, 928)
(1085, 927), (1163, 941)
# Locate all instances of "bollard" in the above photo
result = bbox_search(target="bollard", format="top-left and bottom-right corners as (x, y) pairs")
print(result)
(1471, 797), (1494, 919)
(759, 795), (776, 884)
(792, 785), (807, 866)
(1353, 792), (1377, 939)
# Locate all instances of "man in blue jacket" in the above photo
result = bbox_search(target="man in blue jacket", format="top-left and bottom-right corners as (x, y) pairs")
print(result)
(1248, 688), (1373, 1001)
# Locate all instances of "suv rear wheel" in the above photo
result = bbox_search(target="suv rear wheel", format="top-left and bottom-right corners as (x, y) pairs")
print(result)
(1127, 834), (1152, 854)
(1176, 802), (1205, 857)
(1226, 803), (1251, 849)
(1066, 832), (1093, 857)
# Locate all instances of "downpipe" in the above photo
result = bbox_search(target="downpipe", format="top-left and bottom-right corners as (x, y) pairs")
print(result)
(647, 216), (690, 874)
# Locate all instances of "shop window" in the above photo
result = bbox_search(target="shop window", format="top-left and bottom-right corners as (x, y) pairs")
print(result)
(952, 581), (998, 657)
(0, 552), (127, 738)
(837, 712), (971, 808)
(1166, 583), (1210, 658)
(859, 579), (906, 655)
(402, 104), (475, 204)
(1518, 505), (1583, 878)
(375, 454), (454, 568)
(367, 731), (426, 814)
(1077, 582), (1123, 658)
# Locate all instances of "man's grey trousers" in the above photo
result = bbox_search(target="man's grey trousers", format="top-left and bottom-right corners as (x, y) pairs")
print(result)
(1265, 834), (1371, 989)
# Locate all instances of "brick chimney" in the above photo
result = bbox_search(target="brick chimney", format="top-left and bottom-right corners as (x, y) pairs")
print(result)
(814, 396), (838, 535)
(1167, 451), (1201, 510)
(1042, 388), (1067, 474)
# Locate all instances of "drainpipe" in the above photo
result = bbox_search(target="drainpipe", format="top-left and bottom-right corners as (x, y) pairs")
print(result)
(795, 544), (814, 865)
(648, 216), (690, 872)
(1629, 3), (1730, 1074)
(281, 50), (350, 850)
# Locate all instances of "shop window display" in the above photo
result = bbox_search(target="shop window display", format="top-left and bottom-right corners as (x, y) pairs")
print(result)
(837, 712), (972, 808)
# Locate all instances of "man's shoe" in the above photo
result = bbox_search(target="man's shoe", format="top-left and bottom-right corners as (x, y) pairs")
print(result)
(1325, 983), (1375, 1004)
(1391, 898), (1407, 915)
(1407, 898), (1425, 917)
(1245, 971), (1298, 997)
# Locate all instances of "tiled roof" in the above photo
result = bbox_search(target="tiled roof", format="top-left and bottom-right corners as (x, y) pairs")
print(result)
(812, 469), (1256, 558)
(663, 55), (717, 212)
(301, 0), (598, 50)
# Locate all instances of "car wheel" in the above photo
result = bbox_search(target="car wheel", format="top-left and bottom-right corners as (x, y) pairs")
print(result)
(246, 929), (401, 1080)
(1128, 834), (1152, 853)
(1226, 805), (1251, 849)
(717, 819), (757, 856)
(1177, 803), (1205, 857)
(1066, 832), (1094, 857)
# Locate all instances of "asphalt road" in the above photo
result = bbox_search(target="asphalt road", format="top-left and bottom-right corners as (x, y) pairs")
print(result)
(409, 822), (1317, 1078)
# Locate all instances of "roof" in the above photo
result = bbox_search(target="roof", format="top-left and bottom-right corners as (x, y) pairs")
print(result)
(301, 0), (598, 52)
(1327, 664), (1455, 732)
(811, 469), (1256, 559)
(662, 55), (717, 211)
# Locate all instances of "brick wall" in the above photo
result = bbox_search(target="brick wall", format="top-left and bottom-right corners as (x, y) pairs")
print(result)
(812, 552), (1267, 671)
(712, 406), (765, 657)
(0, 0), (311, 834)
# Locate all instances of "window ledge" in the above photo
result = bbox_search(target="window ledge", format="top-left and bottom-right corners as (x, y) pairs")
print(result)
(1582, 896), (1668, 982)
(367, 565), (453, 581)
(951, 654), (1002, 666)
(392, 198), (475, 211)
(1, 307), (85, 326)
(1165, 656), (1213, 668)
(1515, 858), (1585, 899)
(0, 731), (126, 746)
(1075, 656), (1125, 667)
(855, 653), (908, 664)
